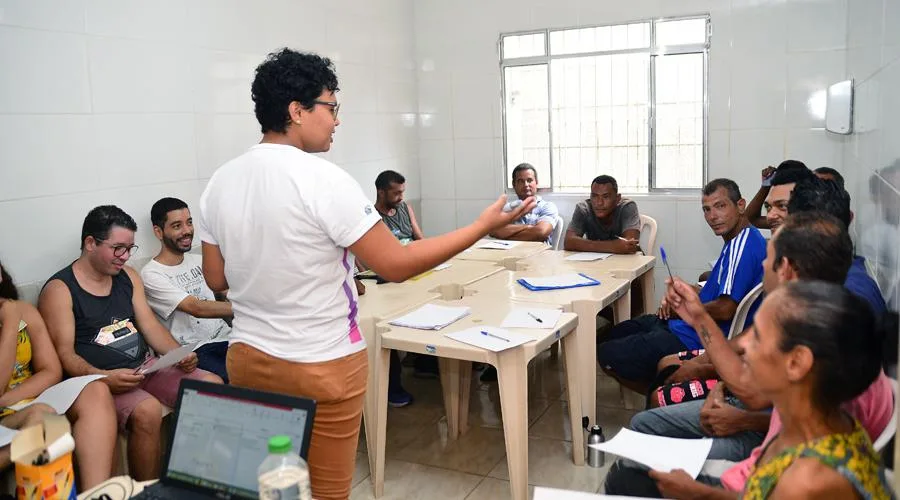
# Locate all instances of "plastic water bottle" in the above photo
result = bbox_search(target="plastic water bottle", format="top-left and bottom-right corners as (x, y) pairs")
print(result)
(586, 425), (606, 468)
(258, 435), (311, 500)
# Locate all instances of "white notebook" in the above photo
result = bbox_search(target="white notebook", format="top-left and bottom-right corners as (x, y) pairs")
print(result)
(445, 326), (530, 352)
(476, 239), (521, 250)
(388, 304), (471, 330)
(565, 252), (613, 261)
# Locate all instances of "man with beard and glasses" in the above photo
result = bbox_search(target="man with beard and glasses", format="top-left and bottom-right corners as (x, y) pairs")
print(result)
(141, 198), (233, 383)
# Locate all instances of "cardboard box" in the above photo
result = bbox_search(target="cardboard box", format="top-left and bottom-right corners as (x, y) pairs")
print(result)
(11, 414), (76, 500)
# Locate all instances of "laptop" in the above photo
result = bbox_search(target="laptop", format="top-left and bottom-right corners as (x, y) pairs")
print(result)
(133, 379), (316, 499)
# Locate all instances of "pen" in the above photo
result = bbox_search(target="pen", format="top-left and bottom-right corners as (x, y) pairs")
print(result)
(659, 246), (674, 280)
(481, 330), (510, 342)
(527, 312), (543, 323)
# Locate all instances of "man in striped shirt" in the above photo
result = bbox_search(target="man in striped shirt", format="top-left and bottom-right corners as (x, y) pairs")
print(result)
(597, 179), (767, 394)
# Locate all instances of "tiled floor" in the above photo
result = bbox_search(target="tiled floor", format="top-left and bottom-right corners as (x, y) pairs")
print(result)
(350, 350), (638, 499)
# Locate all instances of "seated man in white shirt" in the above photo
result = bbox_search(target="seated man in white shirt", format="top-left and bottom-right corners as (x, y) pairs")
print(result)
(141, 198), (233, 383)
(489, 163), (560, 246)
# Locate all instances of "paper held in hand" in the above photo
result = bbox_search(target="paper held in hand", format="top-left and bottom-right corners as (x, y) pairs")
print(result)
(588, 428), (713, 479)
(388, 304), (471, 330)
(8, 374), (107, 415)
(139, 342), (200, 375)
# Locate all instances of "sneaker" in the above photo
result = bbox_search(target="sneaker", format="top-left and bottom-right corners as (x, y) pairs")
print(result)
(388, 390), (413, 408)
(480, 366), (498, 382)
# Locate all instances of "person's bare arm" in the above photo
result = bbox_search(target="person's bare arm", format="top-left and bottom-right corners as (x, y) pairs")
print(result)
(176, 296), (233, 320)
(494, 221), (553, 242)
(0, 301), (23, 398)
(201, 243), (228, 293)
(704, 296), (738, 322)
(351, 196), (536, 282)
(125, 267), (182, 355)
(39, 281), (106, 377)
(563, 230), (639, 254)
(694, 315), (770, 409)
(406, 202), (426, 241)
(0, 302), (63, 407)
(490, 224), (530, 240)
(769, 459), (859, 500)
(746, 186), (771, 229)
(649, 469), (738, 500)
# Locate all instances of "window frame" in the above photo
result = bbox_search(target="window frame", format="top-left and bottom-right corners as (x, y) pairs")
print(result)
(498, 15), (711, 195)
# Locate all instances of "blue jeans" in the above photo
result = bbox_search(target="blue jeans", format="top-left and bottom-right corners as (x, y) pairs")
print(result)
(195, 341), (229, 383)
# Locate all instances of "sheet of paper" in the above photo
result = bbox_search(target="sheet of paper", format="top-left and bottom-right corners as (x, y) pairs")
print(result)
(475, 239), (521, 250)
(533, 487), (656, 500)
(588, 428), (713, 479)
(565, 252), (613, 262)
(0, 425), (17, 448)
(501, 308), (563, 329)
(389, 304), (471, 330)
(10, 375), (107, 414)
(520, 273), (597, 289)
(698, 280), (708, 288)
(140, 342), (200, 374)
(445, 326), (530, 352)
(434, 262), (452, 271)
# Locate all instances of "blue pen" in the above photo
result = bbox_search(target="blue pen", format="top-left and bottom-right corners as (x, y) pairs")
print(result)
(659, 246), (674, 281)
(481, 330), (510, 342)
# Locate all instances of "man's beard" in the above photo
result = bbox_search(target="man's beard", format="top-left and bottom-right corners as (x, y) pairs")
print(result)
(163, 235), (191, 254)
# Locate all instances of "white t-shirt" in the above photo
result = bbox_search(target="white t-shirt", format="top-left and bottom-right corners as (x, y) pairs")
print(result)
(140, 254), (231, 346)
(196, 143), (381, 363)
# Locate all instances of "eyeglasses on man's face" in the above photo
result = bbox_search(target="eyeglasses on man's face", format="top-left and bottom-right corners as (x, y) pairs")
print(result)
(98, 241), (139, 258)
(312, 100), (340, 119)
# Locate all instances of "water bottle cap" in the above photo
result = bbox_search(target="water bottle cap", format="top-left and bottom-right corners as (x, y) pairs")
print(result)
(590, 425), (602, 433)
(268, 435), (292, 453)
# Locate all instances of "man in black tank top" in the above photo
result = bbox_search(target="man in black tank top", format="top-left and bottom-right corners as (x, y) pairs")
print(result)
(39, 205), (222, 481)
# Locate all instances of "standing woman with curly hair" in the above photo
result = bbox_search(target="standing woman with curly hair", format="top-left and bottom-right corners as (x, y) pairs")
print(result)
(196, 48), (534, 499)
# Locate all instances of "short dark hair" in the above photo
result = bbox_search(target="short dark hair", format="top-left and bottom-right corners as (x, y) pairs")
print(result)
(150, 197), (189, 229)
(702, 178), (742, 204)
(773, 212), (853, 284)
(814, 167), (845, 188)
(375, 170), (406, 191)
(772, 281), (884, 411)
(787, 177), (852, 228)
(0, 261), (18, 301)
(251, 49), (340, 134)
(591, 175), (618, 192)
(80, 205), (137, 250)
(511, 163), (538, 183)
(771, 160), (814, 187)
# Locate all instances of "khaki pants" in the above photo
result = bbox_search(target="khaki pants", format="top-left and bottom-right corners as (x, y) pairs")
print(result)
(227, 343), (367, 500)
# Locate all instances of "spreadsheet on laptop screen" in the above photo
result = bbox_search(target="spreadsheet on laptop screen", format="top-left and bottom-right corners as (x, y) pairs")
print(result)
(166, 388), (310, 496)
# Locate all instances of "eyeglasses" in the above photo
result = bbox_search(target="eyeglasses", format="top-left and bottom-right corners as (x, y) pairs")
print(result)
(313, 100), (340, 119)
(98, 242), (139, 258)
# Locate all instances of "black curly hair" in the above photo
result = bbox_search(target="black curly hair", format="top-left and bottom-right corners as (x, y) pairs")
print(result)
(251, 49), (340, 134)
(0, 261), (19, 301)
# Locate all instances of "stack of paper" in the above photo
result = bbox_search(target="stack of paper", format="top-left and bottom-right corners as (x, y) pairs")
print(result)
(588, 428), (713, 478)
(501, 308), (563, 329)
(565, 252), (613, 262)
(389, 304), (471, 330)
(517, 273), (601, 291)
(476, 240), (521, 250)
(445, 326), (530, 352)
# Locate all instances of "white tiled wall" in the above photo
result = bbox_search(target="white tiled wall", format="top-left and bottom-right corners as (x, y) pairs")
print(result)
(413, 0), (851, 298)
(844, 0), (900, 310)
(0, 0), (418, 289)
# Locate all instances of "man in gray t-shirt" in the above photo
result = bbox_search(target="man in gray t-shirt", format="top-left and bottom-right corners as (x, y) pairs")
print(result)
(564, 175), (642, 254)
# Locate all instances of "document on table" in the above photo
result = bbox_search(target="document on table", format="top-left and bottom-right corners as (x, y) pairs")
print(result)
(434, 262), (452, 271)
(533, 487), (656, 500)
(445, 326), (530, 352)
(9, 374), (107, 414)
(517, 273), (601, 291)
(388, 304), (471, 330)
(475, 239), (521, 250)
(588, 428), (713, 479)
(564, 252), (613, 262)
(501, 308), (563, 329)
(139, 342), (200, 374)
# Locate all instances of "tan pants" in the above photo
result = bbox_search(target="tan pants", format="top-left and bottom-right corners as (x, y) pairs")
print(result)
(227, 343), (367, 500)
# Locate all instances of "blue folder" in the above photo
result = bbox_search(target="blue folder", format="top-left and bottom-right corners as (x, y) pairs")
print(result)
(516, 273), (601, 291)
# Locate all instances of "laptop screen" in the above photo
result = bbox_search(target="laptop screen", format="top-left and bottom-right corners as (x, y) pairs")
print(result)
(165, 387), (311, 498)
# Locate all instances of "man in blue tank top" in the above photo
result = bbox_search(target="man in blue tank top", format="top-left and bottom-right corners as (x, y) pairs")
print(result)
(39, 205), (222, 481)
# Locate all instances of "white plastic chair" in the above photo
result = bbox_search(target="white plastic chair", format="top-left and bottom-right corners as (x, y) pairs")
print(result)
(639, 214), (658, 255)
(874, 378), (898, 452)
(551, 215), (565, 250)
(727, 283), (764, 340)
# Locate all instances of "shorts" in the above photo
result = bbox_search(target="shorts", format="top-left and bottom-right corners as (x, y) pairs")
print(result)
(113, 360), (211, 432)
